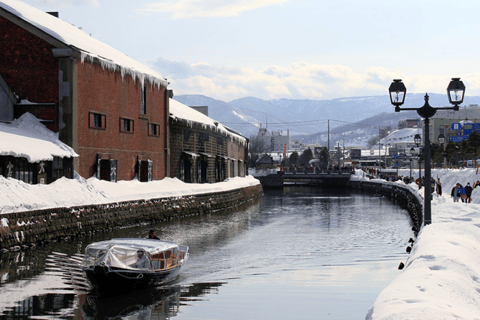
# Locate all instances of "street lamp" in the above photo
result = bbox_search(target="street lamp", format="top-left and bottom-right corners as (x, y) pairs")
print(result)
(414, 133), (422, 189)
(438, 133), (446, 168)
(409, 147), (415, 180)
(388, 78), (465, 226)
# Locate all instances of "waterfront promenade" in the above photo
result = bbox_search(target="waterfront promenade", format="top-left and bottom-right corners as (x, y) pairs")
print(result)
(362, 168), (480, 319)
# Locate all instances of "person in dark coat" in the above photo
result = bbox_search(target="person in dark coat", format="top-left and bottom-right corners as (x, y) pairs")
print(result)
(465, 182), (473, 203)
(148, 230), (160, 239)
(458, 184), (466, 203)
(436, 179), (442, 196)
(452, 183), (460, 202)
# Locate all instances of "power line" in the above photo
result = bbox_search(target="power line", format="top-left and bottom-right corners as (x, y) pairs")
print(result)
(221, 118), (374, 128)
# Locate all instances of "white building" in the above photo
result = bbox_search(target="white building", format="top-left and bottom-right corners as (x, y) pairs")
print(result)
(256, 127), (291, 152)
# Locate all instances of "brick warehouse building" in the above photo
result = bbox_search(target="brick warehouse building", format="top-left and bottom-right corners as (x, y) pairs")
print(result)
(0, 0), (170, 182)
(169, 99), (247, 183)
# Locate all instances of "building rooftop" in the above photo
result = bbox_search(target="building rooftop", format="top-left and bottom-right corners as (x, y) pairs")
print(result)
(0, 0), (168, 88)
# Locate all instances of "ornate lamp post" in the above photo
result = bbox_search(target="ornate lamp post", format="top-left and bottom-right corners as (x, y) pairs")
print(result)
(438, 133), (445, 168)
(389, 78), (465, 225)
(414, 133), (422, 188)
(409, 147), (415, 180)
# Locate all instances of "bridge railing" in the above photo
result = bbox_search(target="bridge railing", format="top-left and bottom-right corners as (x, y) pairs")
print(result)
(284, 167), (355, 175)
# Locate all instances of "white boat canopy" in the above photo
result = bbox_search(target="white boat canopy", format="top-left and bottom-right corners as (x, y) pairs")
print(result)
(85, 238), (179, 256)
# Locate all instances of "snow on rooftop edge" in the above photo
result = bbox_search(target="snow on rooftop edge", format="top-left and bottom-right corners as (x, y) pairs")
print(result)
(0, 112), (78, 162)
(169, 99), (247, 145)
(0, 0), (168, 88)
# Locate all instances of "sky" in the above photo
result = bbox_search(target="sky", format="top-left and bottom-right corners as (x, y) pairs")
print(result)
(16, 0), (480, 102)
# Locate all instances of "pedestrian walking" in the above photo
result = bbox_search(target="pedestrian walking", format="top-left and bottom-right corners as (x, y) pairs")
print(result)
(436, 178), (442, 196)
(465, 182), (473, 203)
(452, 183), (460, 202)
(459, 184), (466, 203)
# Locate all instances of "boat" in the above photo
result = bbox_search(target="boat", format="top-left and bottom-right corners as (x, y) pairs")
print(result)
(83, 238), (189, 292)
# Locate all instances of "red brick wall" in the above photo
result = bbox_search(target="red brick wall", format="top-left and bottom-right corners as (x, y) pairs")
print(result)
(0, 16), (59, 130)
(76, 61), (167, 180)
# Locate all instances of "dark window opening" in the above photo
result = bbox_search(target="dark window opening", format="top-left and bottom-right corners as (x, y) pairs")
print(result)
(89, 112), (106, 130)
(181, 158), (193, 183)
(198, 158), (208, 183)
(120, 118), (134, 133)
(215, 158), (225, 182)
(149, 123), (160, 136)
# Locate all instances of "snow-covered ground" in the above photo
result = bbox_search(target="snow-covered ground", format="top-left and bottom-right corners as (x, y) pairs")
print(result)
(1, 166), (480, 319)
(360, 168), (480, 320)
(0, 174), (260, 217)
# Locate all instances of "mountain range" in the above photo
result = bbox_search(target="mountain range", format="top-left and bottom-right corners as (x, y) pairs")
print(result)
(173, 93), (480, 148)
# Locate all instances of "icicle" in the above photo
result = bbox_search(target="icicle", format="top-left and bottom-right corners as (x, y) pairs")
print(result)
(80, 52), (87, 64)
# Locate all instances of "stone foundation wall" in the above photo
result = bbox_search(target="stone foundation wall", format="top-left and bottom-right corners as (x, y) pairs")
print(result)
(0, 184), (263, 251)
(349, 180), (423, 233)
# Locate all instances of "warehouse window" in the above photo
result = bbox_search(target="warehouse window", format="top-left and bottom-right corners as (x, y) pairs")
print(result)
(120, 118), (134, 133)
(89, 112), (106, 130)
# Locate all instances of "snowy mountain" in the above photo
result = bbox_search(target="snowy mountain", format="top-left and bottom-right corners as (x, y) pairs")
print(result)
(173, 93), (480, 147)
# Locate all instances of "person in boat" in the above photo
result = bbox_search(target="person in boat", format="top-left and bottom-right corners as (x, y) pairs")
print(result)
(148, 230), (160, 240)
(133, 249), (151, 269)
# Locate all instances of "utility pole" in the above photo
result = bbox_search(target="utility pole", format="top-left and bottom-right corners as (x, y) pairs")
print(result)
(378, 127), (381, 169)
(327, 120), (330, 152)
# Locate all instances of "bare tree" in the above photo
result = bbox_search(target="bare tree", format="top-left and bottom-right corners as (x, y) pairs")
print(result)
(248, 135), (267, 154)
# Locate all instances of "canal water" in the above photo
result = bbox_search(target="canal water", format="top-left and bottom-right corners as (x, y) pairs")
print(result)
(0, 187), (414, 320)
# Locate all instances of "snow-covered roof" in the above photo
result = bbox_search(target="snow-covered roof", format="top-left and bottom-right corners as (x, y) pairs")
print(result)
(169, 99), (247, 145)
(0, 112), (78, 162)
(0, 0), (168, 88)
(383, 128), (421, 146)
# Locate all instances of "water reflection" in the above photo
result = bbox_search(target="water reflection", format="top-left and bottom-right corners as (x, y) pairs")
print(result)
(80, 283), (225, 320)
(1, 292), (77, 319)
(0, 188), (413, 320)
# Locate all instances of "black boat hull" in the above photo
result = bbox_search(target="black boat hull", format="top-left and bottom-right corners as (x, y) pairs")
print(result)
(84, 265), (182, 292)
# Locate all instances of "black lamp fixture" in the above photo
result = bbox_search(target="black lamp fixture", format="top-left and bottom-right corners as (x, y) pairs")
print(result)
(447, 78), (466, 109)
(388, 78), (465, 226)
(438, 133), (445, 145)
(389, 79), (407, 111)
(414, 134), (422, 146)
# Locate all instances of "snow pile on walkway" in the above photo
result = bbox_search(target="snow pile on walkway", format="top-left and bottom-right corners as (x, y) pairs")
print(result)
(0, 174), (260, 215)
(364, 168), (480, 320)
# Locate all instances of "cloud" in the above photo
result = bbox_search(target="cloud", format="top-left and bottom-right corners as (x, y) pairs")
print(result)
(36, 0), (99, 8)
(136, 0), (288, 19)
(150, 58), (479, 102)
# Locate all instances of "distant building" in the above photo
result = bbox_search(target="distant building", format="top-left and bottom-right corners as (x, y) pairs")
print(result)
(255, 154), (274, 170)
(256, 127), (291, 152)
(406, 119), (421, 128)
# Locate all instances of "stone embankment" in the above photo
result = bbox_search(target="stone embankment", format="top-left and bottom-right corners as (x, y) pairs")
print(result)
(0, 184), (263, 251)
(349, 180), (423, 233)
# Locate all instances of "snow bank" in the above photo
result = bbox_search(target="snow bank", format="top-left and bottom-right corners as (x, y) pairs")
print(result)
(0, 174), (260, 214)
(367, 167), (480, 320)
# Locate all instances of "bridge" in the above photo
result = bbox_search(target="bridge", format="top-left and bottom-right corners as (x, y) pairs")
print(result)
(256, 170), (354, 188)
